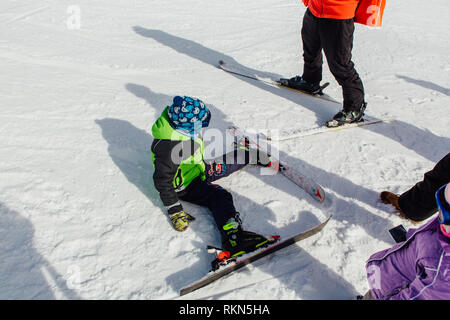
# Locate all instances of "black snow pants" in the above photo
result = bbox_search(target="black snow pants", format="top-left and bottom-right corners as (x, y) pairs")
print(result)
(301, 9), (365, 112)
(177, 150), (249, 229)
(398, 153), (450, 222)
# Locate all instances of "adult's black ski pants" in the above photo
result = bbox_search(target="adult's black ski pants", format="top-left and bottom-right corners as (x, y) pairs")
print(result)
(301, 9), (365, 112)
(399, 153), (450, 221)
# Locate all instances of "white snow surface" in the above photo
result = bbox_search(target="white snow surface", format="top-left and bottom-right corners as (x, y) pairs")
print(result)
(0, 0), (449, 300)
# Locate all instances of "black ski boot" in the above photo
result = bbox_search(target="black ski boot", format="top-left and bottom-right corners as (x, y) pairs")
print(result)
(326, 102), (367, 128)
(220, 215), (275, 258)
(280, 76), (321, 94)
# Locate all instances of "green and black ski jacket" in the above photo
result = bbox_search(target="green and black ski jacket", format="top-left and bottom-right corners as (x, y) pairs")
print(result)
(151, 107), (206, 214)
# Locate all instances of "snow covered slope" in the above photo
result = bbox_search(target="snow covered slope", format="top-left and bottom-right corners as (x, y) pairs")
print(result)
(0, 0), (449, 299)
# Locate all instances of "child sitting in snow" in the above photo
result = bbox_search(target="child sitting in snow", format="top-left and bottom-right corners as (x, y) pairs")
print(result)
(150, 95), (273, 258)
(364, 182), (450, 300)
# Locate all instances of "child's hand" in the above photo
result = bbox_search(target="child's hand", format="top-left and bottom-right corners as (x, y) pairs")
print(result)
(169, 211), (196, 232)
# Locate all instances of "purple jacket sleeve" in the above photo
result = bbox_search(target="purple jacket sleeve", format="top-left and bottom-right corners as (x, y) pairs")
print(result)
(366, 244), (417, 299)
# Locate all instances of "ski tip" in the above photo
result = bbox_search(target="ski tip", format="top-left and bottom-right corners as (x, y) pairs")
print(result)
(315, 188), (326, 203)
(268, 161), (280, 171)
(321, 82), (330, 89)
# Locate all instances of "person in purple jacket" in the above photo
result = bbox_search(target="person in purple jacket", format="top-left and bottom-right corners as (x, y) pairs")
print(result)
(364, 182), (450, 300)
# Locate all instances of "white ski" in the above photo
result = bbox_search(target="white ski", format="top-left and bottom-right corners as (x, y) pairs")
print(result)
(229, 126), (325, 203)
(261, 117), (395, 141)
(218, 60), (340, 104)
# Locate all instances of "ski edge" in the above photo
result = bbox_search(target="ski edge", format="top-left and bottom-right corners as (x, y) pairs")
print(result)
(265, 118), (396, 142)
(179, 215), (332, 296)
(217, 60), (278, 85)
(217, 60), (340, 104)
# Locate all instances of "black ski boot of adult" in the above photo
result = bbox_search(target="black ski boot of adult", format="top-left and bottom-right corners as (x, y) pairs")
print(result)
(326, 102), (367, 128)
(280, 76), (321, 94)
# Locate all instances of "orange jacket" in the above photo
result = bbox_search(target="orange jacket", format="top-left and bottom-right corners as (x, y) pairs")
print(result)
(302, 0), (361, 20)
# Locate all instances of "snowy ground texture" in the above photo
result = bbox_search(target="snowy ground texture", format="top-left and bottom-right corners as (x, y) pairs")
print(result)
(1, 0), (449, 300)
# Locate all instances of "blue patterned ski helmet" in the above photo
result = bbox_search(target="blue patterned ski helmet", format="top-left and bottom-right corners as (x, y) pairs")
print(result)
(167, 96), (211, 136)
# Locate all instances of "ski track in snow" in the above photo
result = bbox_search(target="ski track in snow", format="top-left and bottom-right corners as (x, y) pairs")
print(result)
(0, 0), (449, 300)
